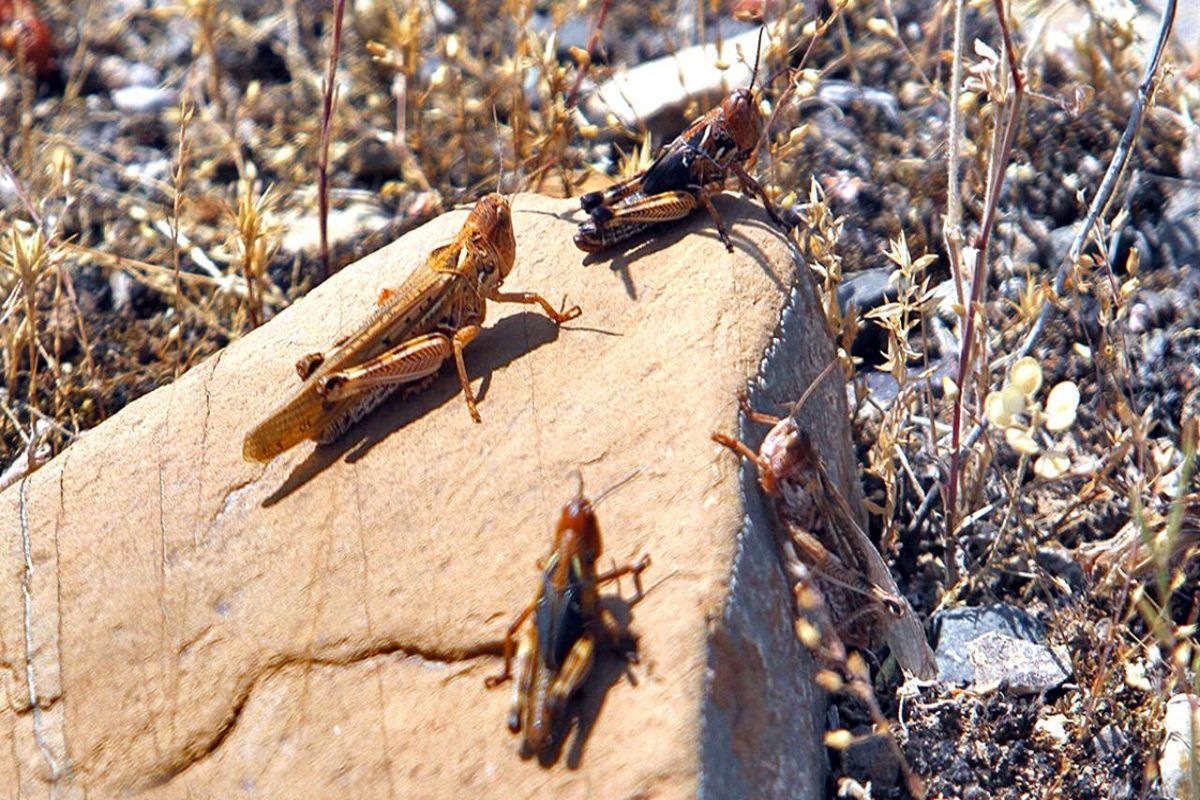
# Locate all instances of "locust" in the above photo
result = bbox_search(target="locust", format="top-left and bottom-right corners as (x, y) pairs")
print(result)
(485, 478), (651, 756)
(712, 383), (938, 679)
(574, 33), (784, 254)
(243, 193), (580, 462)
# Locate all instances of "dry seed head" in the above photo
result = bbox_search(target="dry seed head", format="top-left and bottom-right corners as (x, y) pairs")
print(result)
(825, 729), (854, 750)
(846, 652), (868, 680)
(795, 583), (822, 610)
(796, 618), (822, 649)
(1034, 451), (1071, 480)
(866, 17), (894, 37)
(1045, 382), (1081, 431)
(815, 669), (844, 692)
(1172, 642), (1192, 669)
(985, 385), (1026, 428)
(1011, 357), (1043, 397)
(1006, 427), (1039, 456)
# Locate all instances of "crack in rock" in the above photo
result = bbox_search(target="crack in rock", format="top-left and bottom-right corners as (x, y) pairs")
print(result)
(18, 475), (62, 785)
(147, 638), (502, 787)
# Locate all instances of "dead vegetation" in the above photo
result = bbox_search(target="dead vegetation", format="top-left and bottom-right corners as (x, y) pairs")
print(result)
(1, 0), (1198, 796)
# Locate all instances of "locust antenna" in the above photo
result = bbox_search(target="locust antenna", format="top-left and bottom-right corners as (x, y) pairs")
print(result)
(787, 359), (842, 419)
(492, 104), (507, 197)
(761, 11), (825, 149)
(593, 471), (640, 507)
(749, 24), (764, 91)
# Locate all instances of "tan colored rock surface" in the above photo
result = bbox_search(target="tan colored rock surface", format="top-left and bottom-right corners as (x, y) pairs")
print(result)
(0, 193), (858, 798)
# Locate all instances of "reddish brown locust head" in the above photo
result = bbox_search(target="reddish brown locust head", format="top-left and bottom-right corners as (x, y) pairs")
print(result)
(468, 192), (517, 280)
(757, 416), (817, 497)
(722, 87), (764, 162)
(553, 494), (603, 573)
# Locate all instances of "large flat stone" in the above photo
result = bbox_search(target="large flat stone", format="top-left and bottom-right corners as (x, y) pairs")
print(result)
(0, 193), (854, 798)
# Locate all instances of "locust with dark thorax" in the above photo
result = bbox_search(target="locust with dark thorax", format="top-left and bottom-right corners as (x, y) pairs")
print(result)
(243, 194), (580, 462)
(574, 35), (784, 253)
(713, 390), (938, 679)
(486, 481), (650, 756)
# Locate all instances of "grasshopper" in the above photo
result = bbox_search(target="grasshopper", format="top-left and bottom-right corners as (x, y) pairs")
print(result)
(574, 33), (784, 254)
(712, 387), (938, 679)
(485, 479), (650, 756)
(243, 193), (580, 462)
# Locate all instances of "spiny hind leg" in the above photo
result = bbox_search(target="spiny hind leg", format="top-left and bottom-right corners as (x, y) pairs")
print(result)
(316, 333), (453, 402)
(581, 173), (644, 213)
(486, 598), (538, 689)
(600, 190), (698, 225)
(506, 625), (537, 733)
(694, 186), (734, 252)
(547, 633), (596, 717)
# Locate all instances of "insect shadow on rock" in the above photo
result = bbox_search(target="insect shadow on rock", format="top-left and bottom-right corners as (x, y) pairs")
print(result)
(260, 309), (564, 506)
(244, 193), (581, 464)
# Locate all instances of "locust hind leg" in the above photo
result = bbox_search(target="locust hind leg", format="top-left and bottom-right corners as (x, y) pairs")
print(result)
(546, 633), (596, 721)
(580, 173), (645, 213)
(693, 186), (735, 253)
(574, 190), (698, 253)
(317, 332), (454, 403)
(506, 624), (538, 734)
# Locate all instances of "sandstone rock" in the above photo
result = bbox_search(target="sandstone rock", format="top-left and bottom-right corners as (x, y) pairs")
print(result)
(0, 193), (860, 798)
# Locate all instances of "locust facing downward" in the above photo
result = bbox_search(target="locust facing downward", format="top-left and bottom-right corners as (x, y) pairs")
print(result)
(243, 194), (580, 462)
(713, 393), (937, 679)
(486, 487), (650, 756)
(574, 51), (784, 253)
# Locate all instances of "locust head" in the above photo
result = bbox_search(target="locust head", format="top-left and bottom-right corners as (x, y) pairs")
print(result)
(553, 492), (603, 572)
(722, 87), (764, 157)
(757, 416), (814, 497)
(469, 192), (517, 284)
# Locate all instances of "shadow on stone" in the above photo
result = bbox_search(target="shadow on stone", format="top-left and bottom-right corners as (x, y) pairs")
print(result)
(530, 593), (643, 771)
(262, 311), (563, 506)
(578, 197), (787, 296)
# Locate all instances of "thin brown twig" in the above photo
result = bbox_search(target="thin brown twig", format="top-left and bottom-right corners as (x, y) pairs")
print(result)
(941, 0), (1026, 581)
(943, 0), (967, 308)
(563, 0), (612, 112)
(317, 0), (347, 280)
(171, 96), (192, 375)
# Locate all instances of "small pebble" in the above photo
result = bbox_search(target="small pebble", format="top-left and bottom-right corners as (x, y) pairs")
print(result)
(96, 55), (160, 90)
(967, 631), (1072, 695)
(111, 85), (178, 115)
(1160, 694), (1200, 800)
(933, 604), (1047, 684)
